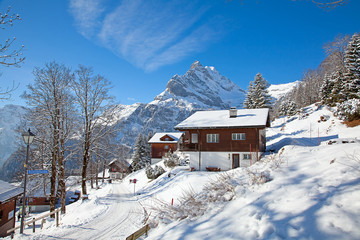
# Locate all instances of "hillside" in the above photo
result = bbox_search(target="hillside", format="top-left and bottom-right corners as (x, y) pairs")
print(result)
(11, 103), (360, 239)
(0, 105), (27, 169)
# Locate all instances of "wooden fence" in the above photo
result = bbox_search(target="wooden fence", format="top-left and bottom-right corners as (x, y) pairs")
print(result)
(7, 208), (61, 235)
(126, 224), (150, 240)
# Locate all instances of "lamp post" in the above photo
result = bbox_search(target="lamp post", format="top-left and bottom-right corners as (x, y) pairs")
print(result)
(20, 129), (35, 234)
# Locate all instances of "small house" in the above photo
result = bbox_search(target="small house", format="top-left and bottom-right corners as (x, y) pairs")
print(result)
(108, 159), (132, 179)
(0, 180), (22, 237)
(174, 108), (270, 171)
(148, 132), (184, 164)
(26, 197), (50, 213)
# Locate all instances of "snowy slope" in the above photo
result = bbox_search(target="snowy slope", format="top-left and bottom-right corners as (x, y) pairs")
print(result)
(268, 81), (299, 100)
(10, 104), (360, 240)
(146, 104), (360, 239)
(0, 104), (27, 169)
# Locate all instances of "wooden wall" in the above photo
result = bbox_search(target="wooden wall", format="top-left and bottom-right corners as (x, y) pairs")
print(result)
(179, 127), (266, 152)
(0, 198), (16, 237)
(151, 143), (178, 158)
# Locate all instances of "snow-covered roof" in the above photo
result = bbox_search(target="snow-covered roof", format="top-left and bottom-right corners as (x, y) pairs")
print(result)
(0, 180), (23, 203)
(108, 158), (132, 167)
(175, 108), (270, 129)
(148, 132), (184, 143)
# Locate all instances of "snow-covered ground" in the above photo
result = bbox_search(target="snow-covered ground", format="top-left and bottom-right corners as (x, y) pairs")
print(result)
(7, 104), (360, 239)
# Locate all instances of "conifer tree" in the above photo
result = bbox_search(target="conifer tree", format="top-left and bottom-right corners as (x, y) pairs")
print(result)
(243, 81), (255, 109)
(343, 33), (360, 99)
(244, 73), (272, 109)
(131, 133), (151, 171)
(344, 33), (360, 79)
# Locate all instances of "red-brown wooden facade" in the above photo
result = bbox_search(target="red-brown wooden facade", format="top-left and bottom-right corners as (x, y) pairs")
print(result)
(177, 127), (266, 153)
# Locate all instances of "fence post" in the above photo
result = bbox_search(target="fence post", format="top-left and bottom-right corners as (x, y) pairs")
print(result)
(41, 218), (46, 229)
(33, 218), (36, 233)
(56, 210), (59, 227)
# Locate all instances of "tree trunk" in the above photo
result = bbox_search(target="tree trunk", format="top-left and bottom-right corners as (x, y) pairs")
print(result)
(50, 150), (57, 218)
(95, 155), (99, 189)
(90, 155), (94, 189)
(81, 152), (88, 195)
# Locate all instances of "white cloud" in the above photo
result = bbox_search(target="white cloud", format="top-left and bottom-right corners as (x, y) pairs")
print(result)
(69, 0), (105, 38)
(69, 0), (224, 71)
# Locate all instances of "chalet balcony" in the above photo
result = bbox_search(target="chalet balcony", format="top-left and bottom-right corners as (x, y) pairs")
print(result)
(178, 143), (199, 151)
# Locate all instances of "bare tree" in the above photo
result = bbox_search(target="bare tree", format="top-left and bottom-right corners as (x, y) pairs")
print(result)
(72, 65), (113, 195)
(0, 5), (24, 67)
(322, 34), (351, 72)
(311, 0), (349, 10)
(0, 6), (24, 99)
(22, 62), (75, 215)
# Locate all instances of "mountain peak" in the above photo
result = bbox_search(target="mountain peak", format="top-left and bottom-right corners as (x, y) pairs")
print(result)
(190, 60), (202, 70)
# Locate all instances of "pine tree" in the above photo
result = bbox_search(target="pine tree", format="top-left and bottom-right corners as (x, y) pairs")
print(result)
(320, 73), (333, 105)
(343, 33), (360, 99)
(131, 133), (151, 171)
(243, 81), (255, 109)
(245, 73), (272, 109)
(344, 33), (360, 79)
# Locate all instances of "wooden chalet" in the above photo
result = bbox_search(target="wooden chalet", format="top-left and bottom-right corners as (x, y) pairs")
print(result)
(148, 132), (184, 164)
(0, 180), (22, 237)
(174, 108), (270, 171)
(108, 159), (132, 179)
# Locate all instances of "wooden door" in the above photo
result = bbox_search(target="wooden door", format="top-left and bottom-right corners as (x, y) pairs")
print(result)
(232, 154), (240, 169)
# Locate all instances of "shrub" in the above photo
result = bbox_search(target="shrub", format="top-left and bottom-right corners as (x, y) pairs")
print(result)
(334, 99), (360, 121)
(247, 169), (272, 185)
(163, 151), (180, 168)
(146, 165), (165, 179)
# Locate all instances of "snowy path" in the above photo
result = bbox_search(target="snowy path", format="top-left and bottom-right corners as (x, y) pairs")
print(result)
(31, 182), (145, 240)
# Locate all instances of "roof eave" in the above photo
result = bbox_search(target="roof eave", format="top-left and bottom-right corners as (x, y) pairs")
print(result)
(175, 125), (267, 130)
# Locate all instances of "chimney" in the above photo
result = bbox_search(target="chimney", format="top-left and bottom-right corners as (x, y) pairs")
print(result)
(229, 107), (237, 118)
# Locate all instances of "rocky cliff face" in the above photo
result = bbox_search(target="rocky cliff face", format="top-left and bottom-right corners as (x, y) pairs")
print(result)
(111, 61), (246, 145)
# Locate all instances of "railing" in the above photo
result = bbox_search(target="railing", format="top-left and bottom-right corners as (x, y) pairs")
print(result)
(126, 224), (150, 240)
(179, 143), (198, 151)
(7, 208), (61, 235)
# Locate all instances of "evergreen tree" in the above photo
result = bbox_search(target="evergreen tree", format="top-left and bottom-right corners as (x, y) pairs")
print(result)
(243, 81), (255, 109)
(344, 33), (360, 79)
(320, 73), (333, 105)
(343, 33), (360, 99)
(245, 73), (272, 109)
(131, 133), (151, 171)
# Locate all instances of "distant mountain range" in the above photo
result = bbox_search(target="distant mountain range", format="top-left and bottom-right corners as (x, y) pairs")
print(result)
(0, 61), (297, 180)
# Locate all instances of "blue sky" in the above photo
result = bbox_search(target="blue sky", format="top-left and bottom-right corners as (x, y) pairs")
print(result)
(0, 0), (359, 108)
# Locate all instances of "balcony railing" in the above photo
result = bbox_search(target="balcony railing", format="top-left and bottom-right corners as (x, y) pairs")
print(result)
(178, 143), (198, 151)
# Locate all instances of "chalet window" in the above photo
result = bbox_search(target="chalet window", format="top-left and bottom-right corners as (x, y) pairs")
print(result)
(207, 134), (219, 143)
(164, 145), (169, 149)
(0, 210), (3, 221)
(232, 133), (245, 140)
(165, 138), (169, 141)
(191, 133), (198, 143)
(243, 154), (251, 160)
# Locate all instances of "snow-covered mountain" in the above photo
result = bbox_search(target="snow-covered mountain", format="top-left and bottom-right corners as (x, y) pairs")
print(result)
(110, 61), (246, 145)
(0, 104), (27, 169)
(267, 81), (299, 100)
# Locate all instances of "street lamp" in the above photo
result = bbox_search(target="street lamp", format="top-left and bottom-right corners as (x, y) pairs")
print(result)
(20, 128), (35, 234)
